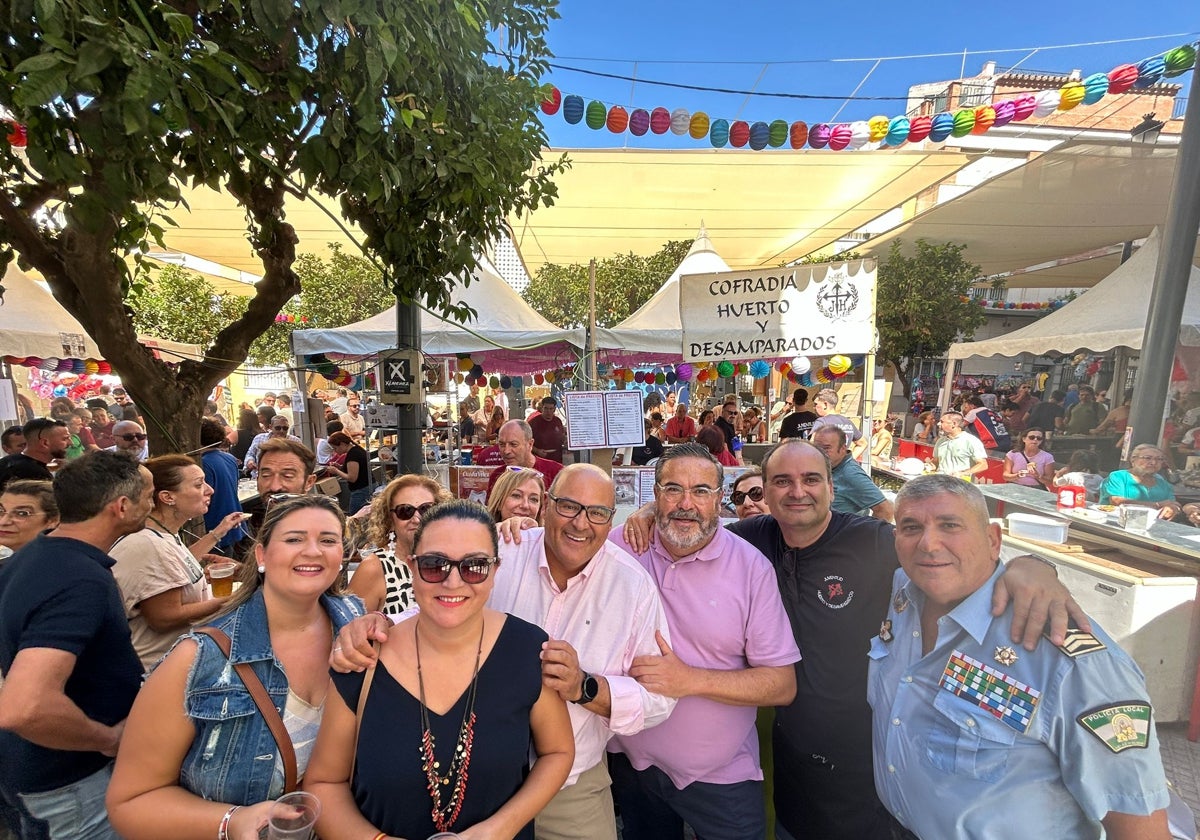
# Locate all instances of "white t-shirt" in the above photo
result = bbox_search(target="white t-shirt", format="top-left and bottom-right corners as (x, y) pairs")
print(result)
(110, 528), (210, 671)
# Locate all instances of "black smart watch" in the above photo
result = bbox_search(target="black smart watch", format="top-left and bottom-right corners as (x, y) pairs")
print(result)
(572, 671), (599, 705)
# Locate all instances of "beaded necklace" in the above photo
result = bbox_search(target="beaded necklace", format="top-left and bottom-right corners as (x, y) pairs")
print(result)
(415, 619), (484, 833)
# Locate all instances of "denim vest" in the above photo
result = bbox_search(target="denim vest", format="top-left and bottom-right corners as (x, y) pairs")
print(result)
(177, 589), (364, 805)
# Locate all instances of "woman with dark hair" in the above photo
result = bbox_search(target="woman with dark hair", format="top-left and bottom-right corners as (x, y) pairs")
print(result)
(698, 408), (715, 428)
(107, 496), (364, 839)
(486, 403), (506, 444)
(327, 431), (371, 514)
(231, 408), (260, 466)
(697, 424), (738, 467)
(306, 500), (574, 840)
(1002, 427), (1056, 490)
(109, 454), (244, 670)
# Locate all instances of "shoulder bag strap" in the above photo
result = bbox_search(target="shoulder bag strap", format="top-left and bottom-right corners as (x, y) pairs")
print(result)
(349, 641), (381, 784)
(195, 626), (298, 793)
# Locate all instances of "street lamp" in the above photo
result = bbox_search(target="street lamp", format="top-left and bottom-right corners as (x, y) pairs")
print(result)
(1130, 112), (1165, 146)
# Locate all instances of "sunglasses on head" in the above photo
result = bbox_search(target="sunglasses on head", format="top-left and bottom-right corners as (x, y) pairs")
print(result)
(119, 433), (148, 442)
(412, 553), (497, 584)
(392, 501), (436, 521)
(730, 486), (764, 505)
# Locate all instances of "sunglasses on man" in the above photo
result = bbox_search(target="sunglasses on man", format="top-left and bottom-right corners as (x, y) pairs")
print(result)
(118, 433), (148, 442)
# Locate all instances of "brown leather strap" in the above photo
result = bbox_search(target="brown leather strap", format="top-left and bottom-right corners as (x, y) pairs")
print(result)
(349, 641), (380, 784)
(195, 627), (298, 793)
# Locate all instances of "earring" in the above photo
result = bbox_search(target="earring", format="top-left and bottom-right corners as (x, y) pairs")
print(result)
(257, 565), (265, 573)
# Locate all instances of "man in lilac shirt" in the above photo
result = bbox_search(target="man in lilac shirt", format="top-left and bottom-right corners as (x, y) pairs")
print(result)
(607, 444), (799, 840)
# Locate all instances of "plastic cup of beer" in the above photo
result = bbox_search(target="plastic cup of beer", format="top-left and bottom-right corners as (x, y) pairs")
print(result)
(208, 561), (237, 597)
(267, 791), (321, 840)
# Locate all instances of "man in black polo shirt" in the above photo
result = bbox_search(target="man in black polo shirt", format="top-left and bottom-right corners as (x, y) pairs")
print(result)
(0, 451), (153, 839)
(778, 388), (819, 440)
(0, 418), (70, 492)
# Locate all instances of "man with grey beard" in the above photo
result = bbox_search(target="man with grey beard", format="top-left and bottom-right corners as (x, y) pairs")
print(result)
(605, 443), (799, 840)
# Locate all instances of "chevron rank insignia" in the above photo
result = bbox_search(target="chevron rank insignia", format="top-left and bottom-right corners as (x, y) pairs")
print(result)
(1046, 625), (1107, 658)
(1077, 702), (1152, 753)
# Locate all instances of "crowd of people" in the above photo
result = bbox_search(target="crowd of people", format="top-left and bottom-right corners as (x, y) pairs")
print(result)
(0, 377), (1192, 840)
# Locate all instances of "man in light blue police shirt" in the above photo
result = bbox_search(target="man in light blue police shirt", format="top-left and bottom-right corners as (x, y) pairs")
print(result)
(869, 474), (1170, 840)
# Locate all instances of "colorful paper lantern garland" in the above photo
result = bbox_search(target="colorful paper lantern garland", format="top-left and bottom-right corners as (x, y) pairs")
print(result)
(536, 42), (1195, 153)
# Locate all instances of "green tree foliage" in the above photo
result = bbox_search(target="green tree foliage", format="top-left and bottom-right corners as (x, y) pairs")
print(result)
(0, 0), (563, 453)
(130, 264), (247, 350)
(876, 239), (995, 397)
(523, 240), (693, 328)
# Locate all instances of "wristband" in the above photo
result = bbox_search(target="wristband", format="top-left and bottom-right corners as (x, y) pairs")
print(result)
(218, 805), (240, 840)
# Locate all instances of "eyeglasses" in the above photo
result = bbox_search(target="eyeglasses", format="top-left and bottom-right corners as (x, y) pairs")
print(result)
(118, 433), (148, 442)
(0, 506), (44, 521)
(547, 492), (615, 525)
(392, 502), (436, 521)
(656, 483), (719, 502)
(730, 486), (765, 505)
(347, 403), (361, 409)
(412, 553), (498, 584)
(1132, 455), (1166, 462)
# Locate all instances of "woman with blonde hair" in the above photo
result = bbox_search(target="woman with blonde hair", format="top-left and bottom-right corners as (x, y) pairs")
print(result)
(487, 466), (546, 524)
(107, 495), (364, 839)
(349, 474), (451, 616)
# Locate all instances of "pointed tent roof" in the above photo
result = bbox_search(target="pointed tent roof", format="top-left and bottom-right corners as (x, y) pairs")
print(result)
(291, 254), (583, 373)
(0, 264), (199, 363)
(596, 227), (732, 363)
(948, 229), (1200, 361)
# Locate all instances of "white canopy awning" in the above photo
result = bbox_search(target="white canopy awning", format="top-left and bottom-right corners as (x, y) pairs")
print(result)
(948, 229), (1200, 361)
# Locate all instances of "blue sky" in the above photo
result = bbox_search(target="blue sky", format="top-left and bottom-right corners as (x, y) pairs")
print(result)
(536, 2), (1198, 149)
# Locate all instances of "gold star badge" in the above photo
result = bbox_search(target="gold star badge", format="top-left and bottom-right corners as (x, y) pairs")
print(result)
(994, 646), (1019, 666)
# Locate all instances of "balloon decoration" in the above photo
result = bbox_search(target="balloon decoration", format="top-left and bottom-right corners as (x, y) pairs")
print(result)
(749, 360), (771, 379)
(716, 361), (735, 377)
(828, 355), (852, 375)
(535, 43), (1197, 151)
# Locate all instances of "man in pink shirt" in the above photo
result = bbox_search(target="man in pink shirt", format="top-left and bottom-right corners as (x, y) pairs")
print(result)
(607, 443), (799, 840)
(663, 402), (698, 444)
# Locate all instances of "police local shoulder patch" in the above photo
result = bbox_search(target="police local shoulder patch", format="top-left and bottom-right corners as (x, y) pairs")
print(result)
(1077, 702), (1153, 753)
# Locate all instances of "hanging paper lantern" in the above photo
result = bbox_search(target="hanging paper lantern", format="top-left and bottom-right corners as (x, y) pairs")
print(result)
(629, 108), (650, 136)
(469, 364), (483, 379)
(634, 371), (646, 383)
(1134, 55), (1166, 89)
(562, 94), (584, 125)
(1107, 64), (1139, 94)
(709, 118), (729, 147)
(662, 370), (675, 385)
(1058, 81), (1085, 111)
(972, 105), (995, 134)
(454, 372), (464, 384)
(606, 105), (629, 133)
(1032, 90), (1060, 118)
(39, 357), (58, 371)
(885, 116), (910, 146)
(540, 86), (561, 115)
(650, 106), (671, 134)
(868, 116), (890, 142)
(623, 368), (635, 382)
(992, 99), (1017, 127)
(544, 370), (556, 383)
(828, 354), (852, 375)
(808, 123), (831, 149)
(799, 372), (814, 387)
(716, 361), (734, 378)
(768, 119), (789, 148)
(457, 356), (473, 372)
(749, 360), (771, 379)
(584, 100), (607, 130)
(513, 376), (523, 387)
(476, 375), (489, 387)
(676, 362), (693, 382)
(828, 123), (852, 150)
(846, 121), (870, 150)
(907, 115), (932, 143)
(654, 372), (666, 385)
(500, 375), (512, 389)
(1011, 94), (1037, 121)
(776, 361), (790, 373)
(688, 111), (710, 140)
(488, 375), (500, 388)
(929, 113), (954, 143)
(670, 108), (691, 135)
(72, 359), (86, 374)
(97, 361), (112, 374)
(749, 121), (770, 150)
(1165, 44), (1197, 77)
(5, 123), (26, 148)
(951, 108), (975, 137)
(696, 368), (709, 383)
(789, 121), (809, 149)
(534, 372), (545, 385)
(729, 120), (750, 148)
(1081, 72), (1109, 105)
(84, 360), (99, 374)
(791, 356), (812, 374)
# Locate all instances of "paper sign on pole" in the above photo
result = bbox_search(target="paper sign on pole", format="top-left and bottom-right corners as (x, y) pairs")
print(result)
(679, 259), (876, 361)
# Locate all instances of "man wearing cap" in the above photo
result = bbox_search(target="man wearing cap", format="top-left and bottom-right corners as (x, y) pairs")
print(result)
(104, 421), (149, 461)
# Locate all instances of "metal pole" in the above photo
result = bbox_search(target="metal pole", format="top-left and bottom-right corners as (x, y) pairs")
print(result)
(1127, 86), (1200, 451)
(396, 300), (423, 475)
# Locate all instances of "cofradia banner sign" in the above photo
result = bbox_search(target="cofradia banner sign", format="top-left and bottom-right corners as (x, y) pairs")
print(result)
(679, 259), (876, 362)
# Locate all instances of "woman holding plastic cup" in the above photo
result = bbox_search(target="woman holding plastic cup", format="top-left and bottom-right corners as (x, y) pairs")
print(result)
(110, 455), (244, 671)
(305, 500), (573, 840)
(106, 495), (364, 839)
(1002, 428), (1056, 491)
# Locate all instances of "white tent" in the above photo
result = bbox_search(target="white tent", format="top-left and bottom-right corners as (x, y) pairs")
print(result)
(596, 227), (732, 364)
(948, 229), (1200, 362)
(0, 263), (200, 363)
(291, 255), (583, 374)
